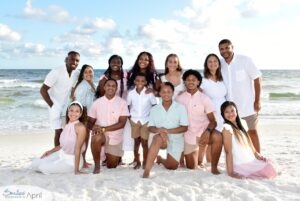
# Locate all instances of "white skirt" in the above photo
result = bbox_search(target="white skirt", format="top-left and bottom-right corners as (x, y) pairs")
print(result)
(31, 149), (82, 174)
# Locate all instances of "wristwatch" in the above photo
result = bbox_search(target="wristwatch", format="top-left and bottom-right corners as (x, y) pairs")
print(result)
(206, 127), (212, 134)
(101, 127), (106, 133)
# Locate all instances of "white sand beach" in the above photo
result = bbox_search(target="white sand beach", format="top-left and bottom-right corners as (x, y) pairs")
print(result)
(0, 119), (300, 201)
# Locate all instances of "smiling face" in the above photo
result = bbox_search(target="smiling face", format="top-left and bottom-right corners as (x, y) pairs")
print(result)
(223, 105), (238, 123)
(104, 80), (117, 97)
(110, 57), (122, 72)
(68, 104), (82, 122)
(219, 43), (234, 61)
(166, 56), (179, 73)
(66, 54), (80, 70)
(159, 84), (174, 102)
(134, 75), (147, 90)
(207, 55), (220, 74)
(83, 66), (94, 81)
(184, 74), (200, 91)
(138, 53), (150, 69)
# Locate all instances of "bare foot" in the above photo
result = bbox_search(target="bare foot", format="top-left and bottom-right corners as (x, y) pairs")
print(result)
(93, 166), (100, 174)
(82, 161), (92, 168)
(156, 155), (162, 165)
(134, 161), (141, 169)
(198, 162), (205, 168)
(129, 160), (137, 165)
(179, 161), (185, 168)
(142, 171), (150, 178)
(211, 167), (221, 175)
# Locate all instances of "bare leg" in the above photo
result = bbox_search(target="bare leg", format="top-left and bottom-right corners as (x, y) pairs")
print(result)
(143, 135), (164, 178)
(133, 137), (141, 169)
(205, 145), (212, 163)
(141, 139), (148, 169)
(156, 154), (179, 170)
(54, 129), (63, 147)
(82, 128), (92, 168)
(179, 152), (185, 167)
(198, 144), (207, 168)
(210, 131), (222, 174)
(185, 151), (198, 169)
(91, 134), (105, 174)
(248, 129), (260, 153)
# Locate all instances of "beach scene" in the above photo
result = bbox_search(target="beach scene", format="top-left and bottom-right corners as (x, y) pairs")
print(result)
(1, 0), (300, 201)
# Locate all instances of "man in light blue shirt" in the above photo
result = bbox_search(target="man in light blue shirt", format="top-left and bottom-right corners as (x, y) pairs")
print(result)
(143, 82), (188, 178)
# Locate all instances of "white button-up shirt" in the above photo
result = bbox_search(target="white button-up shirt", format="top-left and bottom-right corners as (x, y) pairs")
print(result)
(127, 87), (157, 124)
(221, 54), (261, 118)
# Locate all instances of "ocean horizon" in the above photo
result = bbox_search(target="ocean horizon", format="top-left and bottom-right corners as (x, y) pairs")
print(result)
(0, 69), (299, 135)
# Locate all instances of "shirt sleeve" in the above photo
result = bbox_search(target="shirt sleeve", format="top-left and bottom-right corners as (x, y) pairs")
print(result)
(127, 92), (132, 106)
(245, 56), (262, 80)
(150, 93), (157, 105)
(148, 108), (156, 127)
(223, 123), (233, 134)
(88, 101), (97, 119)
(74, 82), (88, 106)
(204, 96), (215, 114)
(179, 105), (189, 126)
(120, 100), (130, 117)
(44, 68), (59, 87)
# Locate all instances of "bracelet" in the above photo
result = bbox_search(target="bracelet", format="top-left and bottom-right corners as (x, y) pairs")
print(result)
(101, 127), (106, 133)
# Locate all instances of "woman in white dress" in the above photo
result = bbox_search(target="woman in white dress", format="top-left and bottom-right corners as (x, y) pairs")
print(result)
(221, 101), (277, 179)
(160, 53), (185, 99)
(201, 53), (227, 162)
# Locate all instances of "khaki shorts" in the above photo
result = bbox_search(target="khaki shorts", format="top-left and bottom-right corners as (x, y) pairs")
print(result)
(129, 119), (149, 140)
(105, 137), (124, 157)
(242, 113), (258, 130)
(184, 137), (200, 155)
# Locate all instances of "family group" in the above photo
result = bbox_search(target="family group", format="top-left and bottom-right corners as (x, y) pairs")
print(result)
(31, 39), (277, 179)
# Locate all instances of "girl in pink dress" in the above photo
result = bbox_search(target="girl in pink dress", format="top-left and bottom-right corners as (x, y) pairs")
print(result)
(32, 101), (87, 175)
(221, 101), (277, 179)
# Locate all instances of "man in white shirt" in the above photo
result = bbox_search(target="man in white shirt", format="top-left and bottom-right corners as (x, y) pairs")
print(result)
(218, 39), (262, 152)
(40, 51), (80, 146)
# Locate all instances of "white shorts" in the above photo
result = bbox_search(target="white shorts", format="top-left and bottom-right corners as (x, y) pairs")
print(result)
(49, 104), (64, 129)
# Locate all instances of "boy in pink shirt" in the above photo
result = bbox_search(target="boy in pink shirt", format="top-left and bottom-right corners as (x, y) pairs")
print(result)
(176, 69), (222, 174)
(87, 79), (129, 174)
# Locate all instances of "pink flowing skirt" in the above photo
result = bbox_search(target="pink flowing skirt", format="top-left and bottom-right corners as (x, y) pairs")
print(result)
(234, 159), (277, 179)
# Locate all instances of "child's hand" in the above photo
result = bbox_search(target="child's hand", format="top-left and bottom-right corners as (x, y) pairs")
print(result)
(91, 125), (101, 136)
(145, 88), (155, 94)
(199, 132), (210, 146)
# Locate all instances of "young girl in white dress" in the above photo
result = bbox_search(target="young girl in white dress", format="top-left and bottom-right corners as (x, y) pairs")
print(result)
(32, 101), (87, 175)
(221, 101), (277, 179)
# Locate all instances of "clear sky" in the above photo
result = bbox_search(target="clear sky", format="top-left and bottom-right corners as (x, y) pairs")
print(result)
(0, 0), (299, 70)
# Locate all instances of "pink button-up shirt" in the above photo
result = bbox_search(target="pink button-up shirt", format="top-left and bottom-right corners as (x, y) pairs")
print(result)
(176, 91), (215, 144)
(88, 96), (130, 145)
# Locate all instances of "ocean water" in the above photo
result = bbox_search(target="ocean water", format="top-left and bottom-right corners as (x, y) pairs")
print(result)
(0, 69), (299, 135)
